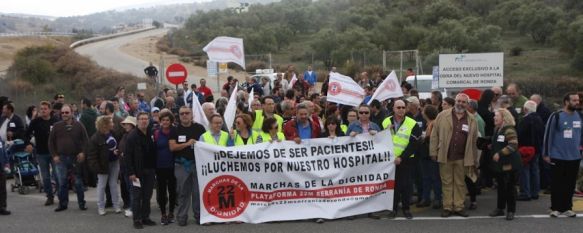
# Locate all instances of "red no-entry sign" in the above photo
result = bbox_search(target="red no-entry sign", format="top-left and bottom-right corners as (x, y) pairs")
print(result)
(166, 63), (188, 85)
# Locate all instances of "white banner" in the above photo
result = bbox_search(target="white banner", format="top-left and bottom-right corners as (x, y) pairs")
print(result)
(203, 36), (245, 69)
(224, 85), (238, 132)
(194, 131), (396, 224)
(438, 52), (503, 88)
(367, 70), (403, 105)
(327, 72), (365, 107)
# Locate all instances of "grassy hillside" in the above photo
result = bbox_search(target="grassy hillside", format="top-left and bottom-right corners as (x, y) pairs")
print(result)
(161, 0), (583, 84)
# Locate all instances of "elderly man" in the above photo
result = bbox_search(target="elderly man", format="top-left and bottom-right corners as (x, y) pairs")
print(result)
(517, 100), (544, 201)
(430, 94), (478, 218)
(506, 83), (528, 117)
(491, 86), (503, 110)
(530, 94), (552, 124)
(283, 103), (320, 143)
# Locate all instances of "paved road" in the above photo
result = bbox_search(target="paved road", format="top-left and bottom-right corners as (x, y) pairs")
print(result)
(2, 181), (582, 233)
(74, 29), (168, 77)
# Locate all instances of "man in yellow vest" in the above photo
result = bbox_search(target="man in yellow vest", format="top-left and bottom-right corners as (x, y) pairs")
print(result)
(252, 96), (283, 132)
(200, 114), (229, 146)
(377, 99), (421, 219)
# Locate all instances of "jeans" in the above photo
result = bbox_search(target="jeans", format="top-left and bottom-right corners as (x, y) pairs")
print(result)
(55, 155), (85, 208)
(97, 160), (121, 209)
(421, 159), (442, 202)
(37, 153), (58, 199)
(519, 156), (540, 198)
(119, 163), (131, 209)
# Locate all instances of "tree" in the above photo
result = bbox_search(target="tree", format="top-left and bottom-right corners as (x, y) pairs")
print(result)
(422, 0), (464, 25)
(516, 3), (563, 44)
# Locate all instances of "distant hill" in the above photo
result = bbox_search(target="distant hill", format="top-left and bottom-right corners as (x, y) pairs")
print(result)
(1, 0), (279, 34)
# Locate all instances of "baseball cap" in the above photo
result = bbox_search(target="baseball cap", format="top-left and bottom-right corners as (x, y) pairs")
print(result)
(151, 107), (160, 113)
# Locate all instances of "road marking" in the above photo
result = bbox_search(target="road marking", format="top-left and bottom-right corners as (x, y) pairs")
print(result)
(391, 214), (583, 221)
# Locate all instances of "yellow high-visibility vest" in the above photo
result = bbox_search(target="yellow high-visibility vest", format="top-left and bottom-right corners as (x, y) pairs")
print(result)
(232, 130), (257, 146)
(382, 116), (416, 157)
(252, 110), (283, 132)
(258, 131), (285, 142)
(202, 131), (229, 146)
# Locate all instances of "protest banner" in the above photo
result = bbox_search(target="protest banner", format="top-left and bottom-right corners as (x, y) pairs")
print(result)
(194, 130), (396, 224)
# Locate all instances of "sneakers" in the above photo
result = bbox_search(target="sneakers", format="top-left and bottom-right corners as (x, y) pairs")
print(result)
(315, 218), (325, 223)
(98, 208), (106, 216)
(562, 210), (577, 217)
(44, 198), (54, 206)
(167, 213), (175, 223)
(550, 211), (560, 217)
(114, 208), (122, 214)
(124, 209), (133, 217)
(161, 215), (168, 225)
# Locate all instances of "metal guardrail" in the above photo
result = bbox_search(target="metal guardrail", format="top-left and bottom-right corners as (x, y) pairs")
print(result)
(0, 32), (78, 37)
(69, 26), (157, 49)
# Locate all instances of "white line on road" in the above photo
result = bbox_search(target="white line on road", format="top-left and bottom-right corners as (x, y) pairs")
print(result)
(392, 214), (583, 220)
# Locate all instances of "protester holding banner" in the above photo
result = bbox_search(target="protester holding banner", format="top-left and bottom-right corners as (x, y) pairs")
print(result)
(488, 108), (521, 221)
(169, 106), (206, 226)
(283, 103), (321, 143)
(341, 109), (358, 134)
(320, 116), (345, 138)
(346, 105), (380, 136)
(377, 100), (421, 219)
(153, 110), (177, 225)
(430, 93), (478, 218)
(256, 117), (285, 143)
(200, 114), (229, 146)
(230, 114), (257, 146)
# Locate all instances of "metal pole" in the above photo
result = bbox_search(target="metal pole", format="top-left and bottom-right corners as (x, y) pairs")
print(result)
(382, 50), (386, 72)
(159, 55), (165, 93)
(400, 51), (403, 82)
(269, 53), (272, 69)
(216, 62), (220, 96)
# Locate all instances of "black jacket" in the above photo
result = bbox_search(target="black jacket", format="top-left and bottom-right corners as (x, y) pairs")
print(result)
(0, 114), (25, 140)
(86, 131), (116, 174)
(536, 102), (552, 125)
(124, 127), (157, 178)
(516, 112), (544, 154)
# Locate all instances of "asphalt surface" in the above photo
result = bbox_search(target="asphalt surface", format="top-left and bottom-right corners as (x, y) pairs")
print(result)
(74, 29), (168, 77)
(2, 181), (582, 233)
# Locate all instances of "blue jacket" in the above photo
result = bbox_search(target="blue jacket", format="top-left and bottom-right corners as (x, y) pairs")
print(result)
(303, 71), (317, 86)
(346, 121), (381, 135)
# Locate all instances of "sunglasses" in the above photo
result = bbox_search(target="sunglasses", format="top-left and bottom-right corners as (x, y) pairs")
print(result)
(359, 111), (369, 114)
(61, 111), (71, 114)
(179, 112), (191, 115)
(395, 106), (406, 109)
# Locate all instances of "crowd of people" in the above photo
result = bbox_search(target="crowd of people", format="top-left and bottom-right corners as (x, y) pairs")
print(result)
(0, 65), (582, 229)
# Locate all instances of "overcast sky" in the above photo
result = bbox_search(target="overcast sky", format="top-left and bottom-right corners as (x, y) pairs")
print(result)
(4, 0), (206, 17)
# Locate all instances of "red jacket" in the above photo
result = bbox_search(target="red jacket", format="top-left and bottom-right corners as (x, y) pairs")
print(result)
(283, 119), (321, 140)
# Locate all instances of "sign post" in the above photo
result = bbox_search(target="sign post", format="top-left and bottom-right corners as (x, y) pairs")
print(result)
(438, 52), (503, 88)
(166, 63), (188, 87)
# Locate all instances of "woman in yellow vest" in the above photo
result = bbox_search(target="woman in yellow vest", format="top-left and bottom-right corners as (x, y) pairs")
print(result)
(229, 114), (257, 146)
(256, 118), (285, 143)
(199, 114), (229, 146)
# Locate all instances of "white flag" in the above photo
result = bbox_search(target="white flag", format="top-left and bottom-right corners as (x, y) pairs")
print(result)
(224, 85), (238, 132)
(192, 96), (209, 130)
(248, 88), (254, 111)
(202, 36), (245, 69)
(367, 71), (403, 105)
(290, 73), (298, 87)
(327, 72), (365, 107)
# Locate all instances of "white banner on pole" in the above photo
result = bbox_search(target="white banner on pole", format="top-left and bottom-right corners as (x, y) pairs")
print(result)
(367, 70), (403, 105)
(194, 131), (396, 224)
(327, 72), (365, 107)
(203, 36), (245, 69)
(224, 85), (238, 132)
